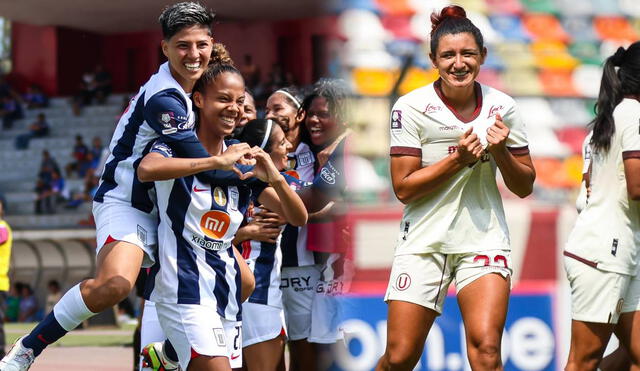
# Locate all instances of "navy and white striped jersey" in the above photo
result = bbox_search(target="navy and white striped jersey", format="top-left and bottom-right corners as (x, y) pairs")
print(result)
(94, 62), (197, 212)
(242, 173), (310, 307)
(145, 140), (267, 321)
(281, 143), (316, 267)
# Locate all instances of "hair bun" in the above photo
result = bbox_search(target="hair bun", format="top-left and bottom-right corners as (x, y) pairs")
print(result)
(431, 5), (467, 35)
(611, 46), (626, 67)
(210, 43), (234, 66)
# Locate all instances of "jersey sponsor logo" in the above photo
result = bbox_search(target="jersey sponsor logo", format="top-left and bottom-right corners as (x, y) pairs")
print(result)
(319, 161), (339, 185)
(439, 125), (463, 131)
(616, 298), (624, 314)
(200, 210), (231, 239)
(448, 146), (458, 154)
(487, 105), (504, 118)
(611, 238), (619, 256)
(213, 187), (227, 206)
(423, 103), (443, 114)
(297, 151), (314, 167)
(396, 273), (411, 291)
(316, 279), (345, 295)
(159, 111), (193, 134)
(193, 185), (209, 192)
(391, 110), (402, 129)
(280, 276), (313, 292)
(190, 235), (227, 251)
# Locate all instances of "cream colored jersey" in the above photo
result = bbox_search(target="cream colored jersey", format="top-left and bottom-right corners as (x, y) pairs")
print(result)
(565, 98), (640, 275)
(389, 80), (529, 255)
(575, 131), (593, 213)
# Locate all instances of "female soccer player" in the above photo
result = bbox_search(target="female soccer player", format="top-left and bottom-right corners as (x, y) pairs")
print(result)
(377, 5), (535, 370)
(140, 51), (307, 371)
(233, 118), (299, 371)
(563, 42), (640, 371)
(0, 4), (253, 371)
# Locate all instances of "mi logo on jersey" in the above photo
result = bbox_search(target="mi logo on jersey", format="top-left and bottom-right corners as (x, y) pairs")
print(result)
(213, 187), (227, 207)
(200, 211), (230, 239)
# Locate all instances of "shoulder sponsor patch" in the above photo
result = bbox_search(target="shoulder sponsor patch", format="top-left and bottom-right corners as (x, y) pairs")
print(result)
(158, 111), (193, 135)
(391, 110), (402, 130)
(297, 151), (314, 167)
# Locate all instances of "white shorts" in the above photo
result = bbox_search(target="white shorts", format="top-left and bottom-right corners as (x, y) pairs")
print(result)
(622, 274), (640, 313)
(241, 302), (286, 348)
(281, 265), (321, 341)
(564, 255), (632, 324)
(384, 250), (512, 314)
(309, 287), (343, 344)
(155, 302), (242, 370)
(93, 201), (157, 268)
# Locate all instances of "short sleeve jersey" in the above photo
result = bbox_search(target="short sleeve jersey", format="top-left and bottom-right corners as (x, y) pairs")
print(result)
(145, 140), (267, 321)
(575, 131), (593, 213)
(389, 80), (529, 255)
(281, 142), (317, 267)
(565, 99), (640, 275)
(94, 62), (197, 213)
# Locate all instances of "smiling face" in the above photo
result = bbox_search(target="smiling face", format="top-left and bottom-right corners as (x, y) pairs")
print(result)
(305, 96), (343, 147)
(161, 25), (213, 92)
(266, 92), (302, 138)
(193, 72), (245, 138)
(267, 124), (293, 171)
(429, 32), (486, 91)
(238, 93), (256, 128)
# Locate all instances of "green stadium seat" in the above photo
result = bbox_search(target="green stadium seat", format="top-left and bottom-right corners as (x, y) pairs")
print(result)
(568, 41), (603, 65)
(520, 0), (559, 14)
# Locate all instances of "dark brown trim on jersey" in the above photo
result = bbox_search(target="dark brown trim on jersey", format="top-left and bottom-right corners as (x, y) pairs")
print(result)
(622, 151), (640, 160)
(508, 146), (530, 155)
(433, 255), (448, 305)
(433, 78), (483, 123)
(390, 146), (422, 157)
(563, 251), (598, 268)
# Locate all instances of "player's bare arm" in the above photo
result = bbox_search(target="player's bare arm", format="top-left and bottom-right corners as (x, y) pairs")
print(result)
(137, 143), (254, 182)
(487, 114), (535, 198)
(391, 126), (482, 204)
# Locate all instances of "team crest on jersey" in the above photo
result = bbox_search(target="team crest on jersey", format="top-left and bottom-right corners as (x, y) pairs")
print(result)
(297, 151), (314, 167)
(213, 187), (227, 207)
(228, 187), (239, 211)
(200, 210), (231, 239)
(391, 110), (402, 130)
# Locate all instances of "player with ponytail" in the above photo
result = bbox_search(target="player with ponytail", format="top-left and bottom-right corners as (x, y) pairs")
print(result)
(378, 5), (535, 370)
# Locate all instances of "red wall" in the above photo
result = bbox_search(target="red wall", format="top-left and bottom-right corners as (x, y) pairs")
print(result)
(10, 17), (336, 96)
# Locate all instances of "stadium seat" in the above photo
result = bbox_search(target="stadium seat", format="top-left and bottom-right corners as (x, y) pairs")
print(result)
(375, 0), (415, 16)
(572, 64), (603, 98)
(496, 41), (536, 68)
(453, 0), (488, 14)
(381, 15), (421, 41)
(339, 9), (389, 44)
(407, 0), (451, 15)
(589, 0), (622, 15)
(483, 0), (523, 15)
(519, 0), (559, 14)
(539, 69), (580, 97)
(399, 68), (439, 95)
(533, 158), (576, 188)
(477, 68), (506, 91)
(489, 15), (531, 41)
(593, 16), (638, 41)
(483, 46), (506, 70)
(501, 68), (542, 96)
(556, 127), (590, 154)
(531, 41), (578, 69)
(555, 0), (594, 16)
(562, 16), (599, 42)
(618, 0), (640, 16)
(409, 13), (431, 42)
(352, 68), (396, 96)
(333, 0), (380, 13)
(568, 41), (603, 65)
(548, 98), (593, 127)
(467, 11), (503, 44)
(522, 14), (570, 42)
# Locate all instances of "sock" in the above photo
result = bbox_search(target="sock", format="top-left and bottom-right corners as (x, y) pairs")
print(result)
(163, 339), (178, 363)
(22, 284), (95, 356)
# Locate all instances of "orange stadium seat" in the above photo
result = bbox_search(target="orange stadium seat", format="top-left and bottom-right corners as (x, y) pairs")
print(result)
(533, 158), (576, 188)
(522, 14), (570, 42)
(593, 16), (639, 41)
(399, 68), (439, 95)
(539, 69), (580, 97)
(375, 0), (415, 16)
(531, 41), (579, 69)
(352, 68), (396, 96)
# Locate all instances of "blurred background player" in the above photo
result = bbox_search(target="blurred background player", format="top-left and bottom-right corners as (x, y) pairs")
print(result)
(378, 6), (535, 370)
(563, 42), (640, 371)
